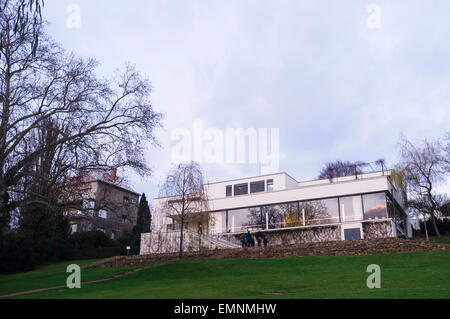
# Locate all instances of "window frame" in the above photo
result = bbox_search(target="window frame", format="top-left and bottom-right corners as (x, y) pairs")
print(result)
(234, 183), (249, 196)
(250, 180), (265, 193)
(226, 185), (232, 197)
(267, 179), (274, 192)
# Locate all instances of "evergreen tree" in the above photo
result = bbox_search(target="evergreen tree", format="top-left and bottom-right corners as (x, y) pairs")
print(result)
(134, 193), (151, 234)
(128, 193), (151, 255)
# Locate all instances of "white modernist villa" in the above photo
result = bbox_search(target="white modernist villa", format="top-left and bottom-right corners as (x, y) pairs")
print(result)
(144, 170), (411, 254)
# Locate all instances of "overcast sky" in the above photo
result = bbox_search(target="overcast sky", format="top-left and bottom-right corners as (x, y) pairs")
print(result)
(42, 1), (450, 202)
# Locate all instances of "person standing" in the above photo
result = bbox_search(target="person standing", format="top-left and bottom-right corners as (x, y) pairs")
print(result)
(256, 231), (263, 247)
(263, 235), (268, 247)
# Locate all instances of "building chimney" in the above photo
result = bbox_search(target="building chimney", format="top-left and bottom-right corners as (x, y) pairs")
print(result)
(110, 168), (117, 182)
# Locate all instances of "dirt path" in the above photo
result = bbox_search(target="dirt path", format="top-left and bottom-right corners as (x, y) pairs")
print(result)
(0, 264), (162, 299)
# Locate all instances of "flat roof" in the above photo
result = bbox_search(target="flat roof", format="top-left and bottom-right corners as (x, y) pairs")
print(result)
(154, 170), (391, 201)
(206, 172), (298, 185)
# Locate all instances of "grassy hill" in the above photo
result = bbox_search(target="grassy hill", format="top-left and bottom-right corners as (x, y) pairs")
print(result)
(2, 250), (449, 299)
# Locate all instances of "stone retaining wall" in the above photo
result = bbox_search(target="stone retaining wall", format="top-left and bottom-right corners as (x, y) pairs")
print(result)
(86, 238), (449, 269)
(140, 231), (226, 255)
(141, 221), (395, 254)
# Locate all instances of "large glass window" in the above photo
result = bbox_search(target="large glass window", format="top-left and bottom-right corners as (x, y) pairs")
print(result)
(210, 211), (227, 234)
(339, 195), (363, 222)
(283, 202), (299, 228)
(363, 193), (387, 220)
(262, 204), (295, 229)
(387, 195), (407, 236)
(300, 198), (339, 225)
(228, 207), (261, 232)
(234, 183), (248, 196)
(250, 180), (265, 193)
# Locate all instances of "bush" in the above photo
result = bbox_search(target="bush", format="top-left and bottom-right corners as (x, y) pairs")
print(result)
(66, 246), (120, 260)
(419, 218), (450, 236)
(117, 231), (141, 255)
(0, 231), (37, 273)
(69, 230), (117, 250)
(0, 230), (121, 273)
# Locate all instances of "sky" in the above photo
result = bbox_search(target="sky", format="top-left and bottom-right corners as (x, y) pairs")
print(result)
(42, 0), (450, 203)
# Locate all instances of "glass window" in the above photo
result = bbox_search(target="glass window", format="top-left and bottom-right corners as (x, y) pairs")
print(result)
(339, 196), (363, 222)
(267, 179), (274, 192)
(83, 199), (94, 209)
(299, 198), (339, 226)
(226, 185), (232, 197)
(250, 180), (265, 193)
(393, 205), (407, 236)
(210, 211), (227, 234)
(228, 207), (261, 232)
(234, 183), (248, 196)
(386, 195), (395, 218)
(99, 209), (108, 219)
(362, 193), (387, 220)
(262, 205), (284, 229)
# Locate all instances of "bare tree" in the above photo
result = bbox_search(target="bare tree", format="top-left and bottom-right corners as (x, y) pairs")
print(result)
(0, 2), (162, 234)
(375, 158), (386, 175)
(159, 162), (209, 257)
(443, 132), (450, 171)
(398, 136), (447, 238)
(318, 160), (367, 181)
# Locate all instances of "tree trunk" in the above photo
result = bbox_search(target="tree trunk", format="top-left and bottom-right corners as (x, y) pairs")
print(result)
(179, 217), (184, 258)
(430, 211), (441, 238)
(427, 191), (441, 239)
(0, 190), (10, 233)
(423, 214), (429, 241)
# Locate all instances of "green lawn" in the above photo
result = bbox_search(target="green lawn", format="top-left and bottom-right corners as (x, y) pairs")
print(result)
(0, 259), (139, 296)
(3, 251), (450, 299)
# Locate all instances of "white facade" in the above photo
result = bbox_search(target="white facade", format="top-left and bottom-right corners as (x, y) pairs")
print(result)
(152, 170), (409, 240)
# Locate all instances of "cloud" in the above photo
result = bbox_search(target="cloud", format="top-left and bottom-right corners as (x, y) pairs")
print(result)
(43, 0), (450, 198)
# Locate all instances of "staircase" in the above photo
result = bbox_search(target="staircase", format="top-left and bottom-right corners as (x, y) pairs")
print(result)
(186, 230), (241, 249)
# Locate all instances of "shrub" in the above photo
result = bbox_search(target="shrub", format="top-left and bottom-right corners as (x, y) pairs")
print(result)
(419, 218), (450, 236)
(0, 231), (36, 273)
(117, 231), (140, 255)
(69, 230), (117, 250)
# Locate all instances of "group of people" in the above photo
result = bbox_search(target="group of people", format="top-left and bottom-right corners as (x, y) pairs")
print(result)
(241, 230), (268, 248)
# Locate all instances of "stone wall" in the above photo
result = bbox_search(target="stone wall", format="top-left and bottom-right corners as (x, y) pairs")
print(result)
(87, 238), (449, 269)
(141, 222), (397, 254)
(225, 225), (342, 246)
(362, 220), (393, 239)
(140, 231), (222, 255)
